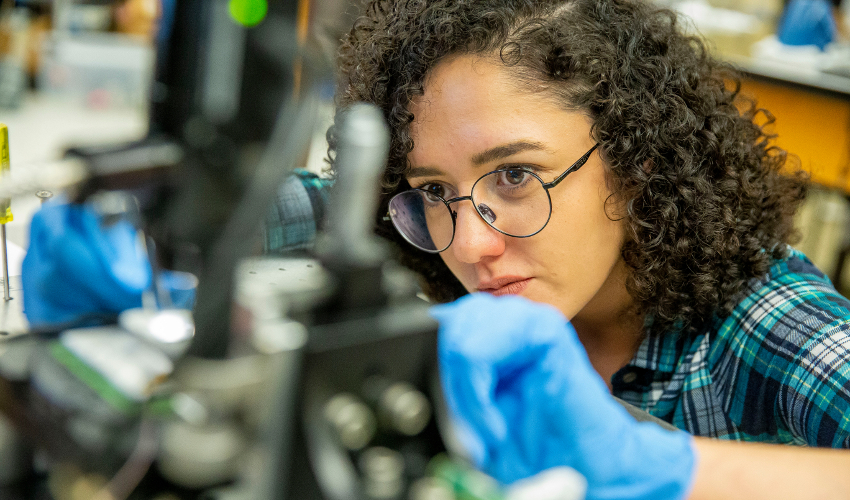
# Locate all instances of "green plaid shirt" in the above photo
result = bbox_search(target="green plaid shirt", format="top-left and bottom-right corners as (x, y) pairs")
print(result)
(614, 248), (850, 447)
(263, 169), (333, 254)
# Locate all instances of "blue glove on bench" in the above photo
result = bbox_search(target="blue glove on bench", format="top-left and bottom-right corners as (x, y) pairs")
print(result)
(22, 202), (195, 328)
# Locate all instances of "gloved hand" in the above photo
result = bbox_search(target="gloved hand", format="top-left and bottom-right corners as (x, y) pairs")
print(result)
(432, 294), (696, 500)
(22, 202), (196, 329)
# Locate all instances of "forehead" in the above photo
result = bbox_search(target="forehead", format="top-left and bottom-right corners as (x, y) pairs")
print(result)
(407, 54), (591, 169)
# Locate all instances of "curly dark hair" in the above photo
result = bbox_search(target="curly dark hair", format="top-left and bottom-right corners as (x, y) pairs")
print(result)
(328, 0), (808, 337)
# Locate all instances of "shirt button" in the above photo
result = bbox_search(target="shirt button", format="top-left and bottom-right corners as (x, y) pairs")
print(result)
(622, 372), (638, 384)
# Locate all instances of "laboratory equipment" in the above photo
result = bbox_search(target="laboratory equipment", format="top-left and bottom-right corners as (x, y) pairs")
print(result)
(0, 2), (463, 499)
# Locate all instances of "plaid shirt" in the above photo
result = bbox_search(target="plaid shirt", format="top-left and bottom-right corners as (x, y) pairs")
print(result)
(614, 248), (850, 447)
(263, 169), (333, 254)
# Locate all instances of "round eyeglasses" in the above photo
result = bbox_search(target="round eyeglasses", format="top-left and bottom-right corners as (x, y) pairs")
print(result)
(385, 143), (599, 253)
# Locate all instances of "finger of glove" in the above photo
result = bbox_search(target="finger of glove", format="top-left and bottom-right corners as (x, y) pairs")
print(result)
(433, 294), (591, 410)
(439, 348), (507, 465)
(486, 361), (559, 484)
(432, 294), (570, 472)
(431, 294), (569, 364)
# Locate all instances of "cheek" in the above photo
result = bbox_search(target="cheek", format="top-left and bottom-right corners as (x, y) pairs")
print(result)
(531, 183), (626, 292)
(547, 183), (622, 253)
(536, 212), (623, 271)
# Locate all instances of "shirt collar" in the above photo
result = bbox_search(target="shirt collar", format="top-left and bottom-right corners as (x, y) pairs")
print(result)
(627, 317), (689, 373)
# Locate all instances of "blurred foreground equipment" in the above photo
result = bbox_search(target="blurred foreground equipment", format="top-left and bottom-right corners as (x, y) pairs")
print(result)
(0, 1), (463, 499)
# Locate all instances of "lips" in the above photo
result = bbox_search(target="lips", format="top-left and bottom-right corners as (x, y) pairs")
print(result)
(477, 277), (531, 297)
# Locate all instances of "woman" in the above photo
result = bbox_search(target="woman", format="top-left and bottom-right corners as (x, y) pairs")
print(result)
(19, 0), (850, 497)
(329, 0), (850, 498)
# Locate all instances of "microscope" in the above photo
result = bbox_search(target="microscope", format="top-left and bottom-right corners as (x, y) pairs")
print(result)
(0, 1), (476, 499)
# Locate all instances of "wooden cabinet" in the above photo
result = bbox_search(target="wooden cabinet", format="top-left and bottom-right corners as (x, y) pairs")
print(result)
(737, 76), (850, 192)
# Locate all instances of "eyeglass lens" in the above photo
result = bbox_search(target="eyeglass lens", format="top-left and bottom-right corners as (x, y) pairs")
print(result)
(388, 169), (552, 253)
(472, 169), (550, 237)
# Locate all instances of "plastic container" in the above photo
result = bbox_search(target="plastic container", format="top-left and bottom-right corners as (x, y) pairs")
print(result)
(38, 32), (155, 109)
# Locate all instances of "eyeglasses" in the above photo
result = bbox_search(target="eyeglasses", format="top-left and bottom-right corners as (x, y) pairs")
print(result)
(385, 143), (599, 253)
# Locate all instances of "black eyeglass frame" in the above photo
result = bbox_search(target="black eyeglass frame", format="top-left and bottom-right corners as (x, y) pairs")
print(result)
(385, 143), (600, 254)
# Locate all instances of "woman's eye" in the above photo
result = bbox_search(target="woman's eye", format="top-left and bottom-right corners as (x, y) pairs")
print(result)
(499, 169), (529, 185)
(420, 184), (446, 202)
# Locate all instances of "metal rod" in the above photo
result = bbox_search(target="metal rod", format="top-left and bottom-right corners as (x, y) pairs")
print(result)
(1, 223), (9, 301)
(144, 234), (171, 310)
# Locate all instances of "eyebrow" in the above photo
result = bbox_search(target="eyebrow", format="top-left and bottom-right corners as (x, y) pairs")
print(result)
(471, 140), (550, 165)
(406, 140), (551, 180)
(406, 166), (444, 180)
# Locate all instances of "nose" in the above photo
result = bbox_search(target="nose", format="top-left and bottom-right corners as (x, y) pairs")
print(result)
(449, 201), (506, 264)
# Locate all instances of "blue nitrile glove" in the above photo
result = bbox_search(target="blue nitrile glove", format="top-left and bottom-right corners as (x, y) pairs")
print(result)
(778, 0), (836, 50)
(432, 294), (696, 500)
(22, 202), (196, 328)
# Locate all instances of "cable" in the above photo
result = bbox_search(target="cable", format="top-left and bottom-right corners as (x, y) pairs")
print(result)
(91, 417), (160, 500)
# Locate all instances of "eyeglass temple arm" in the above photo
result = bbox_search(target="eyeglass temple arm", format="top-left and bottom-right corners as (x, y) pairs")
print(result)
(542, 143), (599, 189)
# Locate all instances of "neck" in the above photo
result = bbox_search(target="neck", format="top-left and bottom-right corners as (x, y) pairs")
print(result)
(570, 259), (645, 389)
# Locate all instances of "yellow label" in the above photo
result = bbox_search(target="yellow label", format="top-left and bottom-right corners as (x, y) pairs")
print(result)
(0, 124), (8, 171)
(0, 124), (12, 224)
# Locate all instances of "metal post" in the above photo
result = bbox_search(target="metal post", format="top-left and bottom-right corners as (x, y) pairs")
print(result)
(1, 224), (9, 301)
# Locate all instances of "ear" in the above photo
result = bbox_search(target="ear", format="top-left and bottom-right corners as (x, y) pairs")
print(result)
(603, 193), (627, 223)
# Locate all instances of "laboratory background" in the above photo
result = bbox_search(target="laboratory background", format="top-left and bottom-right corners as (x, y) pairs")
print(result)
(0, 0), (849, 499)
(4, 0), (850, 288)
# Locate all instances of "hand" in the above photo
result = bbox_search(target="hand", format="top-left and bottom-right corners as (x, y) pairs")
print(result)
(22, 202), (195, 328)
(432, 293), (696, 500)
